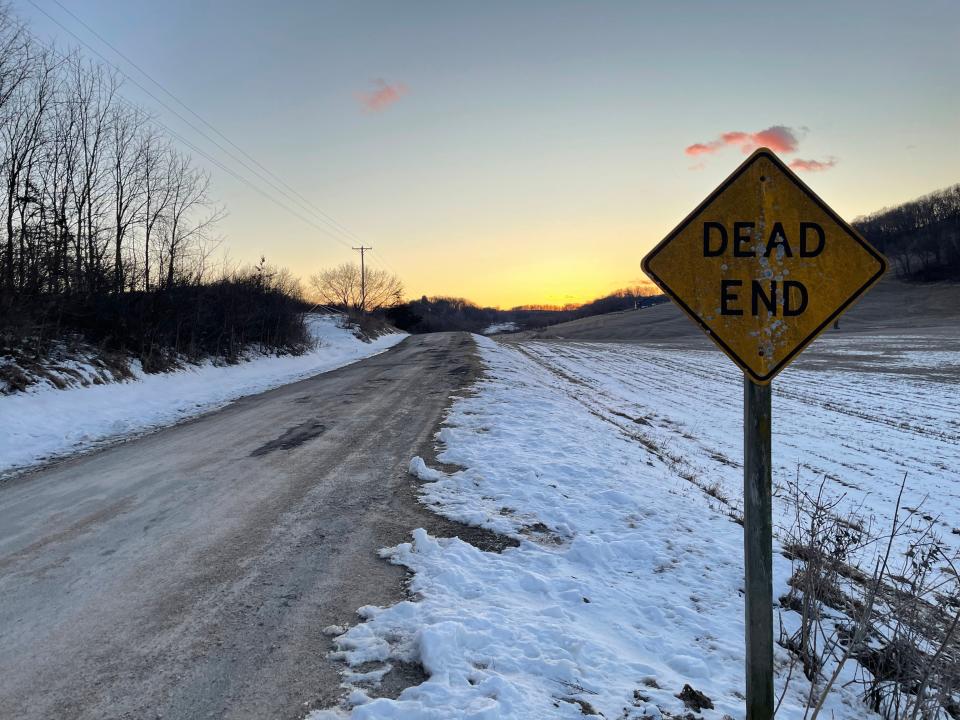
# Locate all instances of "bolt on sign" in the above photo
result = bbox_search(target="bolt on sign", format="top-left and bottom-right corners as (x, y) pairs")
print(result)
(641, 148), (887, 383)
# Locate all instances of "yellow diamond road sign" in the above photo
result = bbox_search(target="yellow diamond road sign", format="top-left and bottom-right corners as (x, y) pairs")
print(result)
(642, 148), (887, 384)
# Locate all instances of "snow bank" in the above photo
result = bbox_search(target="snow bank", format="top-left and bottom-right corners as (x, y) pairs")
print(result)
(0, 314), (406, 476)
(318, 334), (959, 719)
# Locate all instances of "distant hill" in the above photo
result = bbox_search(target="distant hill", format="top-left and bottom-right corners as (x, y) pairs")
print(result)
(386, 289), (667, 335)
(510, 278), (958, 344)
(853, 183), (960, 281)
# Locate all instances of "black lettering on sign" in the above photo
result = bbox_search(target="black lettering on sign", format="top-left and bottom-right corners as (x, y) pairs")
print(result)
(703, 222), (727, 257)
(706, 221), (817, 321)
(703, 222), (826, 258)
(733, 222), (755, 257)
(720, 280), (809, 317)
(720, 279), (742, 316)
(800, 222), (825, 257)
(751, 281), (777, 316)
(764, 222), (792, 258)
(783, 280), (808, 315)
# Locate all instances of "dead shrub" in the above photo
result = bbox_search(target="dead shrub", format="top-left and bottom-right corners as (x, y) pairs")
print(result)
(778, 470), (960, 719)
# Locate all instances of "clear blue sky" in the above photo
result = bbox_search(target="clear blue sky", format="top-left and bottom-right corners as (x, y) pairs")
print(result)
(18, 0), (960, 306)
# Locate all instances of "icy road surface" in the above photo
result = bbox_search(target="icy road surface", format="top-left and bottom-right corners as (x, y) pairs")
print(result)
(0, 333), (489, 720)
(319, 334), (959, 720)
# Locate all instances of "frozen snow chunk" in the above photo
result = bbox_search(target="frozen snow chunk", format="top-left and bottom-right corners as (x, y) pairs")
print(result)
(408, 456), (445, 482)
(347, 689), (371, 706)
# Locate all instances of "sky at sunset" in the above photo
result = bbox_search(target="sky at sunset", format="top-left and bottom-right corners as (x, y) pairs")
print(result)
(18, 0), (960, 308)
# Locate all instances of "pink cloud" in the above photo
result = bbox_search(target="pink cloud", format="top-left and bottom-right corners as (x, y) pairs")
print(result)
(789, 157), (838, 172)
(720, 131), (750, 145)
(750, 126), (799, 153)
(356, 79), (408, 112)
(685, 142), (718, 156)
(684, 125), (801, 157)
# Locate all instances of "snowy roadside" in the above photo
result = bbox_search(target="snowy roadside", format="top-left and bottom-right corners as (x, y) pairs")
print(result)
(315, 334), (959, 720)
(0, 314), (406, 477)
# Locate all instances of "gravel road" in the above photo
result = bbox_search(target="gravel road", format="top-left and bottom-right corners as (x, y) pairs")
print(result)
(0, 332), (485, 719)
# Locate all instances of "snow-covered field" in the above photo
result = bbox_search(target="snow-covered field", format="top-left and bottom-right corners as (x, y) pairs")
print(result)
(0, 315), (406, 476)
(318, 333), (959, 720)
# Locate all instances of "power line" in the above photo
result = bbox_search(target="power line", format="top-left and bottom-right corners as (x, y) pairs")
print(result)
(45, 0), (367, 247)
(44, 0), (368, 248)
(371, 247), (400, 277)
(24, 0), (394, 263)
(26, 0), (346, 239)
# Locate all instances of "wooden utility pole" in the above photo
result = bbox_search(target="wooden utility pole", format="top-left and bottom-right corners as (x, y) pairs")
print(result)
(744, 378), (773, 720)
(352, 245), (372, 313)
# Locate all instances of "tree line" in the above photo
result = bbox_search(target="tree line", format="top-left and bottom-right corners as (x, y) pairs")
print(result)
(854, 183), (960, 281)
(387, 286), (665, 334)
(0, 4), (307, 369)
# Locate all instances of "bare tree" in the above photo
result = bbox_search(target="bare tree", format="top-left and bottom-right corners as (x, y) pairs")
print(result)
(109, 104), (146, 292)
(309, 262), (403, 313)
(159, 148), (222, 289)
(0, 22), (226, 302)
(139, 127), (171, 291)
(625, 282), (657, 308)
(68, 59), (117, 292)
(0, 3), (31, 114)
(0, 3), (311, 369)
(1, 45), (53, 292)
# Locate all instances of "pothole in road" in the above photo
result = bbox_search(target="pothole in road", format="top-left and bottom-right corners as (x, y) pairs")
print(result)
(250, 419), (326, 457)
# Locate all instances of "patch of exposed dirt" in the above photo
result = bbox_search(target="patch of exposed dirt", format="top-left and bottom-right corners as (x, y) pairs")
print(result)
(676, 683), (714, 712)
(355, 660), (429, 701)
